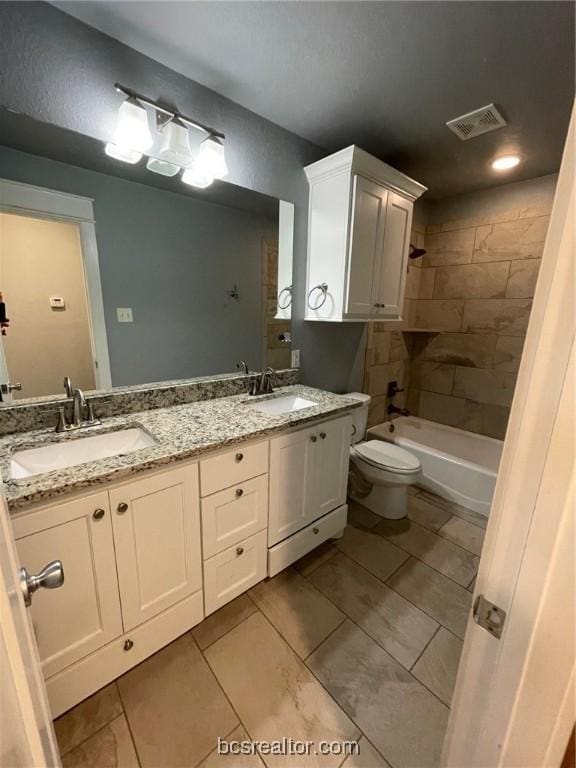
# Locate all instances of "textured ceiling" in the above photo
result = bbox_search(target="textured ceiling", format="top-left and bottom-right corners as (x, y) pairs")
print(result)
(52, 1), (575, 199)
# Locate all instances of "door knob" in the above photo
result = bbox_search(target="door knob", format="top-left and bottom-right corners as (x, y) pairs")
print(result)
(19, 560), (64, 607)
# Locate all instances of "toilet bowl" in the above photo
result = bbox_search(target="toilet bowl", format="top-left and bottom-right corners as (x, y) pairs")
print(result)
(347, 393), (421, 519)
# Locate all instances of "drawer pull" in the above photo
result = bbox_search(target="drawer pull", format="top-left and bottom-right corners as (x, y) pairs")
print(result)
(92, 508), (105, 521)
(235, 452), (244, 462)
(236, 546), (244, 556)
(313, 527), (320, 535)
(310, 435), (317, 443)
(117, 502), (128, 514)
(235, 488), (244, 497)
(123, 639), (134, 652)
(320, 432), (326, 440)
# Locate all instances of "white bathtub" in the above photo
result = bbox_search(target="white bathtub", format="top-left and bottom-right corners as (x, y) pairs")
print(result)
(367, 417), (503, 517)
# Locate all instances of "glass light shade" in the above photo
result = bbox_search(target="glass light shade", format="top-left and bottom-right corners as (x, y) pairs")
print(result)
(194, 136), (228, 179)
(158, 119), (193, 167)
(181, 164), (214, 188)
(146, 156), (180, 176)
(114, 97), (152, 152)
(105, 142), (142, 164)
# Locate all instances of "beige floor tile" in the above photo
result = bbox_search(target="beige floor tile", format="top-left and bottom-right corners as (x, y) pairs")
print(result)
(415, 490), (488, 529)
(205, 612), (360, 768)
(374, 518), (479, 587)
(192, 593), (258, 650)
(388, 559), (472, 638)
(54, 683), (123, 756)
(438, 517), (486, 556)
(308, 621), (449, 768)
(249, 570), (345, 658)
(335, 525), (409, 583)
(412, 628), (463, 706)
(468, 576), (477, 593)
(347, 501), (381, 530)
(118, 634), (238, 768)
(309, 554), (438, 669)
(407, 495), (453, 532)
(197, 726), (265, 768)
(340, 737), (391, 768)
(293, 540), (338, 576)
(61, 715), (139, 768)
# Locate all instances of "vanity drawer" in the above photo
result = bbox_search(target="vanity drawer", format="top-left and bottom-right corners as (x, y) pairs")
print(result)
(200, 441), (269, 496)
(203, 529), (267, 614)
(268, 504), (348, 577)
(201, 474), (268, 558)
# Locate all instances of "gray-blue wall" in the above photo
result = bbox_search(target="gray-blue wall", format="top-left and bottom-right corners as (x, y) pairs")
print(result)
(0, 1), (366, 392)
(0, 145), (276, 386)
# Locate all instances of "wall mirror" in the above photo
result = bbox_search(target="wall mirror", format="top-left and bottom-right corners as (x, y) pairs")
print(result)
(0, 109), (294, 404)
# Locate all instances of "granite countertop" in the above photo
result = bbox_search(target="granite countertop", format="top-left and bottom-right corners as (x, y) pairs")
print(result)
(2, 385), (360, 512)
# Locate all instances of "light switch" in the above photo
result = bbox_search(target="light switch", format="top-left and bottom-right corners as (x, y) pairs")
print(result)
(116, 307), (133, 323)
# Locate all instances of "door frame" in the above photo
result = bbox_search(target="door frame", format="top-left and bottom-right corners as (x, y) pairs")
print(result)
(0, 178), (112, 390)
(443, 103), (575, 766)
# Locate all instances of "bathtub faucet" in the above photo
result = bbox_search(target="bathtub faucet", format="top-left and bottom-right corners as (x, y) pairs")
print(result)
(388, 404), (411, 417)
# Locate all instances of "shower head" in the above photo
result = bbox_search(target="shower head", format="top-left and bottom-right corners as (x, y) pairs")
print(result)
(409, 244), (427, 260)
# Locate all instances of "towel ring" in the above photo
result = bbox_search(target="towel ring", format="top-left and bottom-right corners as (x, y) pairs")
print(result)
(307, 283), (329, 310)
(277, 285), (293, 310)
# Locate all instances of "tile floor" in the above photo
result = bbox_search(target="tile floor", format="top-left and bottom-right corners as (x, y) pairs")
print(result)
(55, 488), (487, 768)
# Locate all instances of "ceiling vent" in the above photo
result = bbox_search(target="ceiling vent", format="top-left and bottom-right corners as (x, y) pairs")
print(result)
(446, 104), (507, 141)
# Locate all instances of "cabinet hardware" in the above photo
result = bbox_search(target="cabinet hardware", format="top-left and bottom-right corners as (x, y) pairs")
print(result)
(313, 527), (319, 535)
(235, 488), (244, 497)
(236, 546), (244, 556)
(310, 435), (317, 442)
(123, 639), (134, 651)
(92, 508), (105, 520)
(320, 432), (326, 439)
(235, 452), (244, 462)
(117, 502), (128, 514)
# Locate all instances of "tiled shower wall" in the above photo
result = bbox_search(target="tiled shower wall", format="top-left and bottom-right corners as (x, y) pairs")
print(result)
(362, 174), (557, 437)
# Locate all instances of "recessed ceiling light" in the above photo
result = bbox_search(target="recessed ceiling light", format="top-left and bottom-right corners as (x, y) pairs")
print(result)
(492, 155), (521, 171)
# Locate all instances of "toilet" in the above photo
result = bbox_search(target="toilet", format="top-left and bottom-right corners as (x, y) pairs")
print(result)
(347, 392), (421, 519)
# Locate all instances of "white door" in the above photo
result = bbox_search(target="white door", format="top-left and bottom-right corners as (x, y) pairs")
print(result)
(269, 424), (317, 545)
(110, 464), (202, 631)
(374, 192), (413, 319)
(0, 494), (61, 767)
(13, 492), (123, 679)
(312, 416), (352, 518)
(346, 175), (388, 317)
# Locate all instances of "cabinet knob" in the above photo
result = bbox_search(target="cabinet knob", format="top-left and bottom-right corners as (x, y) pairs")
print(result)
(235, 488), (244, 497)
(123, 639), (134, 652)
(310, 435), (317, 443)
(313, 527), (320, 535)
(117, 502), (128, 514)
(235, 452), (244, 462)
(236, 546), (244, 556)
(320, 432), (326, 440)
(92, 508), (105, 521)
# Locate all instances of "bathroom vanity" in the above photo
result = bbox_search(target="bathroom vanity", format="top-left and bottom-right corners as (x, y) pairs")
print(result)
(4, 385), (356, 717)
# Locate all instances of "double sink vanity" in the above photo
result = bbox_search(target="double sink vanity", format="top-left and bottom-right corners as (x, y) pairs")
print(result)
(3, 378), (358, 718)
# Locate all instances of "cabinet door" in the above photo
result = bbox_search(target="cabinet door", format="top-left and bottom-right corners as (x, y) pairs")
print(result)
(346, 175), (388, 316)
(269, 424), (316, 546)
(13, 492), (122, 679)
(110, 464), (202, 631)
(313, 415), (352, 518)
(374, 192), (413, 319)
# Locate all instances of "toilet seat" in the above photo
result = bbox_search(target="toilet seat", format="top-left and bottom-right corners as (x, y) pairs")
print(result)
(353, 440), (421, 474)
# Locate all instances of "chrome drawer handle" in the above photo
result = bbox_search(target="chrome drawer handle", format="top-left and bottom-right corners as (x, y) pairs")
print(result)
(236, 546), (244, 556)
(117, 502), (128, 514)
(235, 488), (244, 497)
(235, 452), (244, 462)
(93, 508), (105, 520)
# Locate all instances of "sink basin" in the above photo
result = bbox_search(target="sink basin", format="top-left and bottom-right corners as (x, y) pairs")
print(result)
(249, 394), (318, 416)
(10, 428), (157, 480)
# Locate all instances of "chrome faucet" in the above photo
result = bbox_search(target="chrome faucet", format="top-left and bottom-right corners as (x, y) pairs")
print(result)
(237, 360), (249, 375)
(63, 376), (73, 398)
(72, 388), (87, 426)
(249, 367), (275, 396)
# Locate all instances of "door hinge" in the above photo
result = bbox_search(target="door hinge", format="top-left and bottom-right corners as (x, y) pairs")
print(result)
(473, 594), (506, 639)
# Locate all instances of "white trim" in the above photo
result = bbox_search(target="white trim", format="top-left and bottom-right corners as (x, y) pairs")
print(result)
(0, 178), (112, 390)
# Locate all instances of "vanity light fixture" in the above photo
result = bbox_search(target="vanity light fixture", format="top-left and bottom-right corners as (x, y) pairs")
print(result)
(181, 165), (214, 188)
(492, 154), (521, 171)
(195, 135), (228, 180)
(105, 143), (142, 164)
(113, 96), (153, 153)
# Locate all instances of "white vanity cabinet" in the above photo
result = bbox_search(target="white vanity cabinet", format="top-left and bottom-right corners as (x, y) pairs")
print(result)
(304, 145), (426, 322)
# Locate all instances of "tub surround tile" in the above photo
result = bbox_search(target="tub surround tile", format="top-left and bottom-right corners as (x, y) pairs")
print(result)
(418, 391), (483, 433)
(249, 569), (345, 659)
(307, 621), (449, 768)
(55, 684), (123, 756)
(388, 559), (472, 638)
(341, 737), (391, 768)
(473, 216), (549, 262)
(433, 262), (510, 300)
(438, 517), (486, 556)
(506, 259), (541, 298)
(3, 385), (360, 511)
(418, 268), (436, 299)
(370, 332), (392, 366)
(191, 594), (258, 650)
(293, 540), (339, 576)
(423, 229), (475, 267)
(405, 264), (421, 300)
(118, 634), (238, 768)
(60, 715), (139, 768)
(197, 726), (266, 768)
(417, 333), (497, 369)
(452, 367), (517, 407)
(493, 336), (525, 372)
(368, 361), (405, 397)
(411, 628), (464, 706)
(335, 524), (409, 583)
(204, 612), (360, 768)
(414, 300), (465, 331)
(462, 299), (532, 335)
(481, 403), (511, 440)
(309, 554), (438, 669)
(410, 362), (455, 395)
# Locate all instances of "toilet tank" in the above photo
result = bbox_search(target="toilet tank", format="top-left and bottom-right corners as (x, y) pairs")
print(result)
(347, 392), (371, 444)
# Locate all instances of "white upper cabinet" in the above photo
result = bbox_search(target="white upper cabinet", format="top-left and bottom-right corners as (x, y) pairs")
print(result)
(304, 145), (426, 322)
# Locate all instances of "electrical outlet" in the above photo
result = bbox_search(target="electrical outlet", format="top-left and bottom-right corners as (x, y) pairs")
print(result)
(291, 349), (300, 368)
(116, 307), (133, 323)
